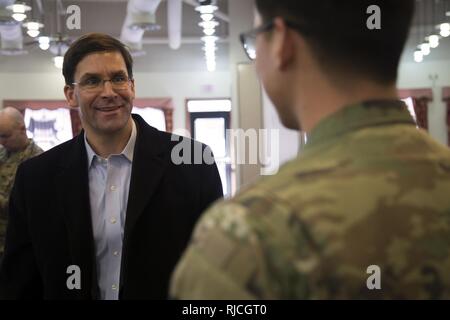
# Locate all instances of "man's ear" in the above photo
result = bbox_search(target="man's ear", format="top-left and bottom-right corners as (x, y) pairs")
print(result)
(272, 17), (295, 71)
(18, 124), (26, 134)
(64, 85), (78, 108)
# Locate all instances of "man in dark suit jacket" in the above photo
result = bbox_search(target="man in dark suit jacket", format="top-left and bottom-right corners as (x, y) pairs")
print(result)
(0, 33), (223, 299)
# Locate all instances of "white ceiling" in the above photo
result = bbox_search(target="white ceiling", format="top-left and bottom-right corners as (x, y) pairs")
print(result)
(0, 0), (449, 73)
(0, 0), (230, 73)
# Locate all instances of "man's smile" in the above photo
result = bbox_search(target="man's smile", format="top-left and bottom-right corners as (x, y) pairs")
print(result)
(94, 105), (122, 112)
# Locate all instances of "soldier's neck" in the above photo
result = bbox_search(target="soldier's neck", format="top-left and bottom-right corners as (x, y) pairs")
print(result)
(295, 77), (398, 133)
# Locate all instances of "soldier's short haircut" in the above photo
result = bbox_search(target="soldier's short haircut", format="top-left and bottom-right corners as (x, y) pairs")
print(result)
(0, 107), (25, 128)
(255, 0), (415, 84)
(63, 33), (133, 85)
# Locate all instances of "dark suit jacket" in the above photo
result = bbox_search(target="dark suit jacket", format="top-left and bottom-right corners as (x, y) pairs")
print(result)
(0, 114), (223, 299)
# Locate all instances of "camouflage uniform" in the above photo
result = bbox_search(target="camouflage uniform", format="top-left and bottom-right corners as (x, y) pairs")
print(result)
(0, 140), (43, 254)
(170, 100), (450, 299)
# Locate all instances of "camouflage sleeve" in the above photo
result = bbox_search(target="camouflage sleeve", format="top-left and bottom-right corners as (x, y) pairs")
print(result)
(0, 192), (7, 221)
(171, 192), (326, 300)
(0, 146), (6, 162)
(0, 193), (5, 210)
(0, 194), (5, 253)
(170, 201), (272, 299)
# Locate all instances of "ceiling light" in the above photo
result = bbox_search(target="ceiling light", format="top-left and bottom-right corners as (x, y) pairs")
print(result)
(201, 13), (214, 21)
(23, 21), (44, 38)
(38, 36), (50, 50)
(420, 43), (430, 55)
(197, 1), (219, 72)
(440, 23), (450, 37)
(53, 56), (64, 69)
(195, 5), (218, 15)
(202, 35), (218, 42)
(414, 50), (423, 63)
(203, 28), (216, 36)
(12, 13), (26, 22)
(206, 60), (216, 72)
(27, 29), (39, 37)
(428, 34), (439, 48)
(7, 3), (31, 13)
(128, 11), (161, 31)
(199, 20), (219, 29)
(39, 42), (50, 50)
(6, 2), (31, 22)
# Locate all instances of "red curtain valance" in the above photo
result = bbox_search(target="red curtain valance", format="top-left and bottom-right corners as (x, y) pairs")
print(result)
(444, 87), (450, 147)
(397, 88), (432, 131)
(398, 88), (433, 100)
(443, 87), (450, 101)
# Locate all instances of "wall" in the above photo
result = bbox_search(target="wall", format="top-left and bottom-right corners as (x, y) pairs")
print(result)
(397, 59), (450, 145)
(228, 0), (257, 189)
(0, 71), (232, 131)
(262, 90), (300, 174)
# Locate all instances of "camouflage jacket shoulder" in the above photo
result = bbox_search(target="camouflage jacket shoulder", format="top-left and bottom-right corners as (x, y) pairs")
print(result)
(171, 101), (450, 299)
(0, 140), (43, 253)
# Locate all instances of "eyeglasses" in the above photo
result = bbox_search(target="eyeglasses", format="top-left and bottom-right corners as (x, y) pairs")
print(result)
(239, 20), (309, 61)
(72, 74), (132, 92)
(240, 21), (275, 61)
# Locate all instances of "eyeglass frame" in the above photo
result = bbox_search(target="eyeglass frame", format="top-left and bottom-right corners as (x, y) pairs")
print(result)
(239, 19), (310, 61)
(71, 74), (134, 92)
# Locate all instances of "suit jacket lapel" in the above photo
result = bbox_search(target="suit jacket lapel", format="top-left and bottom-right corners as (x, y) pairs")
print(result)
(119, 116), (169, 294)
(123, 115), (168, 238)
(56, 133), (98, 298)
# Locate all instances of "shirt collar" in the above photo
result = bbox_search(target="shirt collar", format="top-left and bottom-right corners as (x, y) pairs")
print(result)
(85, 119), (137, 167)
(304, 100), (416, 151)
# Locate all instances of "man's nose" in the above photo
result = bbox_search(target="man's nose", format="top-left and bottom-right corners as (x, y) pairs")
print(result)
(100, 80), (118, 98)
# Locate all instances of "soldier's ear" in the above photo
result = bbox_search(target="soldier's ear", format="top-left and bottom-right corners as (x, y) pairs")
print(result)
(272, 17), (296, 71)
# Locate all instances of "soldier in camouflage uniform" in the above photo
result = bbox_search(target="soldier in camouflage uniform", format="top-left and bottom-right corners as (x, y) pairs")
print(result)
(0, 107), (43, 256)
(170, 0), (450, 299)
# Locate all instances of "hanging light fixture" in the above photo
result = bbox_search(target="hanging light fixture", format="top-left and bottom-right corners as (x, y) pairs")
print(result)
(414, 50), (423, 63)
(195, 0), (218, 15)
(6, 2), (32, 22)
(23, 21), (44, 38)
(38, 36), (50, 50)
(53, 55), (63, 69)
(196, 0), (219, 72)
(439, 1), (450, 37)
(420, 42), (431, 55)
(440, 23), (450, 37)
(425, 0), (440, 49)
(427, 34), (440, 48)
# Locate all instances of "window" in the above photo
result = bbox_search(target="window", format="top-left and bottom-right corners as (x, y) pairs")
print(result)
(24, 108), (73, 151)
(132, 107), (166, 132)
(401, 97), (418, 126)
(188, 99), (232, 197)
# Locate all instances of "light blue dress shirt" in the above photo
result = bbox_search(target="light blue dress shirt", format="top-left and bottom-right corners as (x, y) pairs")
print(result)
(84, 120), (137, 300)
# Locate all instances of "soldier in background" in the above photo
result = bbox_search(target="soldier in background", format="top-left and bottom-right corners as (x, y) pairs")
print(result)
(0, 107), (43, 259)
(170, 0), (450, 299)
